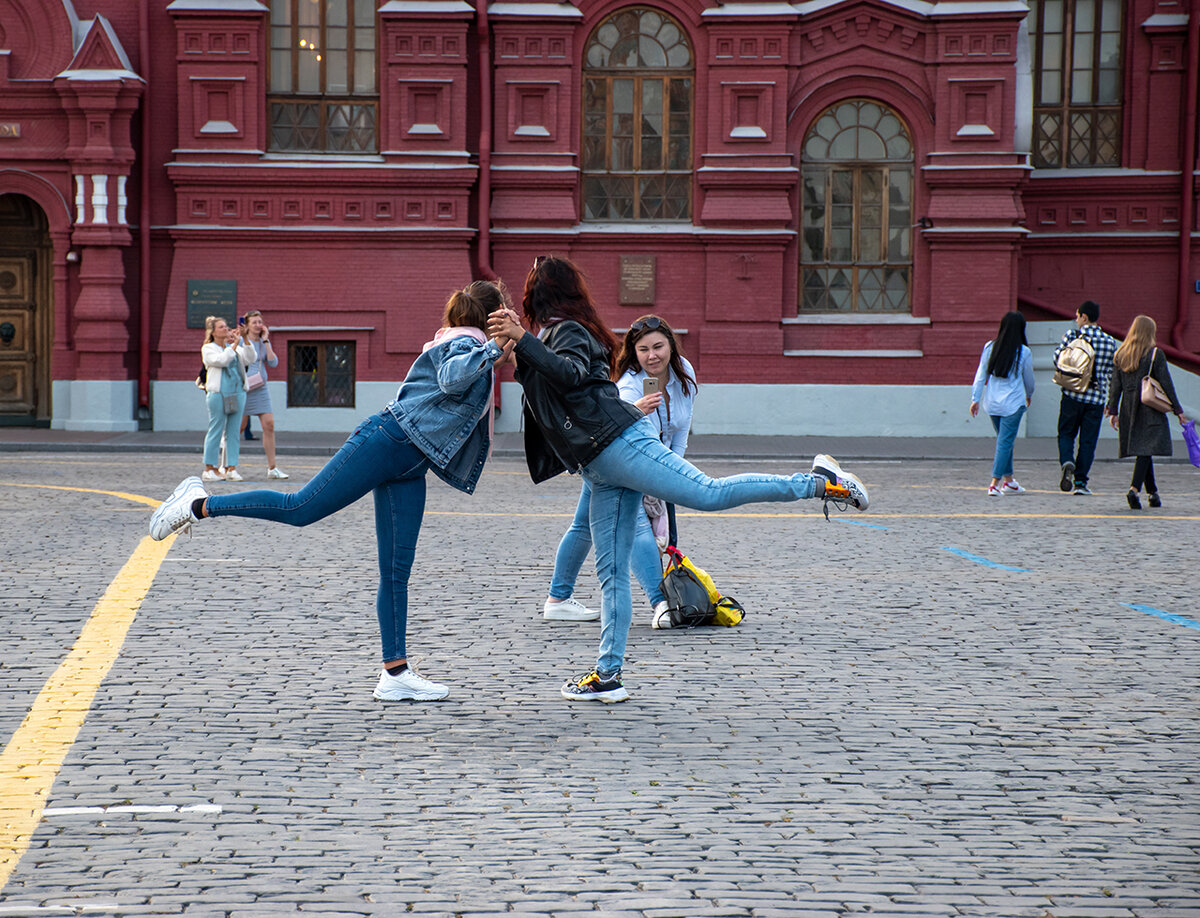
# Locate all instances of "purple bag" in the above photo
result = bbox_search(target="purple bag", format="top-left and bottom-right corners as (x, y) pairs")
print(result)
(1184, 420), (1200, 469)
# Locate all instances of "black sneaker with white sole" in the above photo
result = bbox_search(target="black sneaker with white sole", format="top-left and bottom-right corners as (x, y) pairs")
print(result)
(560, 669), (629, 703)
(1060, 461), (1075, 492)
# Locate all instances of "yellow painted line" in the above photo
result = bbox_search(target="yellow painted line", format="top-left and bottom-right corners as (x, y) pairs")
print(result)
(428, 509), (1200, 521)
(0, 484), (175, 891)
(0, 481), (158, 509)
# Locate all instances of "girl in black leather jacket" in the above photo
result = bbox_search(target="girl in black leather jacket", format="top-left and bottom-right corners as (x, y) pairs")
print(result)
(488, 256), (869, 704)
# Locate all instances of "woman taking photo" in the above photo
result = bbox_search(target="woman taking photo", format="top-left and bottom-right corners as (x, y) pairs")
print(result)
(969, 311), (1035, 496)
(488, 256), (868, 704)
(151, 282), (514, 701)
(240, 310), (288, 480)
(201, 315), (255, 482)
(1105, 314), (1187, 509)
(542, 314), (697, 625)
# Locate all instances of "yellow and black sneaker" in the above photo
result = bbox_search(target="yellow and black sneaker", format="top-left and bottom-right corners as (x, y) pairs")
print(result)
(560, 669), (629, 703)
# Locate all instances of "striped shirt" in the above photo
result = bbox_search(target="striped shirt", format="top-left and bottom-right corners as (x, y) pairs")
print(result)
(1054, 323), (1118, 407)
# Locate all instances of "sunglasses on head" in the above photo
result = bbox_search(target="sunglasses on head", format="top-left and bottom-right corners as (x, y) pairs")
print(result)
(533, 255), (550, 269)
(630, 316), (663, 333)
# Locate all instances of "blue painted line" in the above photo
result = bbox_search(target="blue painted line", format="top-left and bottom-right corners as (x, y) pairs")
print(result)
(940, 547), (1030, 572)
(834, 518), (889, 530)
(1123, 603), (1200, 631)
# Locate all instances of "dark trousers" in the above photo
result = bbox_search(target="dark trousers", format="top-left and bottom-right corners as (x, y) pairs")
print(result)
(1056, 393), (1104, 485)
(1131, 456), (1158, 493)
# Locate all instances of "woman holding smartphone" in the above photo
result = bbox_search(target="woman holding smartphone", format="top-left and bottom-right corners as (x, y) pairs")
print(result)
(542, 314), (697, 627)
(489, 256), (868, 703)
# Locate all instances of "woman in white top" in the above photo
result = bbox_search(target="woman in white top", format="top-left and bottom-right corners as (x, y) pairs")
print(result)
(200, 315), (255, 482)
(542, 314), (697, 624)
(969, 311), (1035, 496)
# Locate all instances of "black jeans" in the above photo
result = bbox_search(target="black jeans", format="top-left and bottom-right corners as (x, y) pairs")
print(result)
(1131, 456), (1158, 493)
(1056, 393), (1104, 485)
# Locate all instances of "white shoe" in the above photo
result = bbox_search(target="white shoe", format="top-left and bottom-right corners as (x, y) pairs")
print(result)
(224, 469), (244, 482)
(267, 467), (289, 480)
(1001, 479), (1025, 494)
(373, 666), (448, 701)
(149, 476), (209, 540)
(543, 597), (600, 621)
(811, 454), (870, 511)
(650, 601), (673, 630)
(201, 469), (224, 482)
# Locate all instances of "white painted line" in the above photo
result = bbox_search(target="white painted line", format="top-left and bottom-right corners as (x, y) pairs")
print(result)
(41, 803), (222, 817)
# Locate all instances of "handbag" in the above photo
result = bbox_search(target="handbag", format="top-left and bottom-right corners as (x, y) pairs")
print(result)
(222, 394), (240, 415)
(656, 545), (745, 629)
(246, 369), (265, 391)
(1140, 349), (1174, 413)
(1184, 420), (1200, 469)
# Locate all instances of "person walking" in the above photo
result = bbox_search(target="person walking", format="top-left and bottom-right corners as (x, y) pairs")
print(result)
(151, 282), (514, 701)
(542, 314), (697, 625)
(1105, 315), (1188, 509)
(970, 311), (1035, 496)
(201, 316), (255, 482)
(1053, 300), (1118, 495)
(487, 256), (868, 704)
(240, 310), (289, 480)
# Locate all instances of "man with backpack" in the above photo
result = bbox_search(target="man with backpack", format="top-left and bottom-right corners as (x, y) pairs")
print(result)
(1052, 300), (1118, 495)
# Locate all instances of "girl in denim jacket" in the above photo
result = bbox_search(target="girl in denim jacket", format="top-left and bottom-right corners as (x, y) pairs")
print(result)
(150, 282), (514, 702)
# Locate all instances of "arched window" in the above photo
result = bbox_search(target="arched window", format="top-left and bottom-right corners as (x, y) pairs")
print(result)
(268, 0), (377, 153)
(801, 100), (913, 313)
(582, 8), (693, 221)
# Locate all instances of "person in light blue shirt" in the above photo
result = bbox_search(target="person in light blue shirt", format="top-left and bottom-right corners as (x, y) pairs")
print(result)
(970, 311), (1035, 496)
(541, 314), (697, 625)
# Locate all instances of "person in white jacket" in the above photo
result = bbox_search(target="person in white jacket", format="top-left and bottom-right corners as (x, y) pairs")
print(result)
(200, 315), (255, 482)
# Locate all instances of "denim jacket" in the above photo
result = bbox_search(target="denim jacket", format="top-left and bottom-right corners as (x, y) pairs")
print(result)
(387, 334), (502, 494)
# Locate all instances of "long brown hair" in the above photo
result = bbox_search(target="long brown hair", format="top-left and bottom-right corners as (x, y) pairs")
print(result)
(1114, 314), (1156, 373)
(444, 280), (508, 330)
(614, 315), (696, 396)
(521, 256), (618, 372)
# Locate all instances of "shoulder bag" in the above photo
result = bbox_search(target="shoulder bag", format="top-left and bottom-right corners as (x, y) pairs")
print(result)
(1140, 348), (1173, 413)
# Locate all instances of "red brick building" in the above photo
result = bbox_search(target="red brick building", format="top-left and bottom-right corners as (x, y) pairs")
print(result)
(0, 0), (1196, 434)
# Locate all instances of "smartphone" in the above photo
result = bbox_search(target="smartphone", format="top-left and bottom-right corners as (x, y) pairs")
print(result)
(237, 316), (246, 326)
(642, 377), (660, 397)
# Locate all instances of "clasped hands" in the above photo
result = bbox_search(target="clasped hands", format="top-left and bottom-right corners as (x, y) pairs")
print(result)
(487, 307), (524, 366)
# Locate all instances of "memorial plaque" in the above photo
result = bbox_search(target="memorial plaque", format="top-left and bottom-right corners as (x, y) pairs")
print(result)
(0, 123), (21, 139)
(186, 279), (237, 329)
(619, 254), (656, 306)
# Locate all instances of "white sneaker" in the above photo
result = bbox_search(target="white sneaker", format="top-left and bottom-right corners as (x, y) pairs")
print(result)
(810, 454), (870, 511)
(543, 597), (600, 621)
(201, 469), (224, 482)
(149, 476), (208, 540)
(267, 467), (289, 480)
(1001, 479), (1025, 494)
(224, 469), (244, 482)
(650, 601), (673, 630)
(372, 666), (449, 701)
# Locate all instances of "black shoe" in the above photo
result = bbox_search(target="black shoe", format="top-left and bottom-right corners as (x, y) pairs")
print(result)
(560, 669), (629, 703)
(1127, 489), (1141, 510)
(1059, 462), (1075, 492)
(244, 428), (256, 441)
(1148, 492), (1162, 508)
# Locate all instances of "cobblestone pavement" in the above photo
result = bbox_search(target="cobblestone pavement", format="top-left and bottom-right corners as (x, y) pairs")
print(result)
(1, 449), (1198, 918)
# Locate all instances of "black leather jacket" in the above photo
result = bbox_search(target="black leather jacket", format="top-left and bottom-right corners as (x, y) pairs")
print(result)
(513, 320), (642, 483)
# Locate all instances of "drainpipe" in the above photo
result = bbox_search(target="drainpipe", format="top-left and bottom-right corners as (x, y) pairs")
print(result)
(476, 0), (497, 282)
(137, 0), (151, 417)
(1174, 0), (1199, 349)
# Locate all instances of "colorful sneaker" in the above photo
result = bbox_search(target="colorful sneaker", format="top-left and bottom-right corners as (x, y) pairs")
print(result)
(373, 665), (448, 701)
(1002, 480), (1026, 494)
(987, 484), (1003, 496)
(650, 600), (672, 630)
(543, 597), (600, 621)
(811, 454), (869, 512)
(1059, 462), (1075, 492)
(149, 476), (208, 540)
(561, 669), (629, 703)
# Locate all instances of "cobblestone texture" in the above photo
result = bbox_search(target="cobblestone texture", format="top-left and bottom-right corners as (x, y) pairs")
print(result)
(1, 451), (1198, 916)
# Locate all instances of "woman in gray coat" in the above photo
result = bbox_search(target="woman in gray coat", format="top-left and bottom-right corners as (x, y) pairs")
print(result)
(1105, 315), (1187, 509)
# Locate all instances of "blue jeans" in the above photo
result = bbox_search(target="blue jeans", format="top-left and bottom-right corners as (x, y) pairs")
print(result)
(549, 479), (666, 609)
(1056, 393), (1103, 485)
(580, 420), (821, 677)
(205, 390), (245, 467)
(205, 410), (429, 663)
(989, 406), (1026, 479)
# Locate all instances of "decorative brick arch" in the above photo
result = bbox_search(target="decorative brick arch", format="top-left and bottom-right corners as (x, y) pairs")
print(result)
(787, 75), (934, 156)
(0, 0), (79, 80)
(0, 170), (72, 237)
